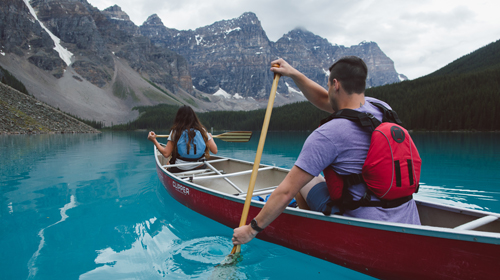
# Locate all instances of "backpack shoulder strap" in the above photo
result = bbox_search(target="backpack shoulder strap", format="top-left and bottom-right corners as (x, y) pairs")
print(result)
(369, 102), (403, 126)
(320, 108), (381, 131)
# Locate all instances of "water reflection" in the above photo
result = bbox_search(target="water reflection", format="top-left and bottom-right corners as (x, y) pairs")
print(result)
(0, 134), (101, 193)
(28, 194), (77, 279)
(80, 216), (239, 279)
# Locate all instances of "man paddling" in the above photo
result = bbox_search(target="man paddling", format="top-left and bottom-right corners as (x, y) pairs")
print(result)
(232, 56), (420, 245)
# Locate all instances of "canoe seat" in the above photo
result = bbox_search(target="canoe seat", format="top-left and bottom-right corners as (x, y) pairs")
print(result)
(240, 188), (277, 198)
(454, 215), (499, 230)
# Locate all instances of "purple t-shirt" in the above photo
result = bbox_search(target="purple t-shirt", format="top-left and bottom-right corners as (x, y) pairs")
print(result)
(295, 97), (420, 224)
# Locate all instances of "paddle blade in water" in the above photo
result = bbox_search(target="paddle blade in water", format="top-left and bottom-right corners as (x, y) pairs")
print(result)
(210, 253), (243, 279)
(218, 252), (242, 266)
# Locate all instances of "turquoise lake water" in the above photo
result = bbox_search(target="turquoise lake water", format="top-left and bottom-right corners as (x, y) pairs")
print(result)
(1, 131), (499, 279)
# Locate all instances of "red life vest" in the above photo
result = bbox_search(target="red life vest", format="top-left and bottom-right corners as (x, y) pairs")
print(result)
(321, 102), (421, 212)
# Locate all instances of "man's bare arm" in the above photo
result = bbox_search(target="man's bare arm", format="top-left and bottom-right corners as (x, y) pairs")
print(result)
(271, 58), (333, 114)
(232, 166), (314, 245)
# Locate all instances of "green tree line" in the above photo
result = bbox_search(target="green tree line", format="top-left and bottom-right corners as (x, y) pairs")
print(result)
(112, 102), (330, 131)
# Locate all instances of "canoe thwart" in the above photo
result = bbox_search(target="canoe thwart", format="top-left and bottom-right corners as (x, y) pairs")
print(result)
(205, 161), (244, 193)
(237, 186), (278, 196)
(172, 169), (215, 176)
(454, 215), (499, 230)
(240, 188), (278, 198)
(191, 166), (275, 181)
(161, 158), (229, 169)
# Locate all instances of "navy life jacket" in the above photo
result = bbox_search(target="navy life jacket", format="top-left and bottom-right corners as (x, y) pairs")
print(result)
(321, 102), (421, 215)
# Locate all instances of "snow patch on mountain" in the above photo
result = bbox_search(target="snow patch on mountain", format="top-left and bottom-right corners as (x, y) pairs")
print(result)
(213, 88), (232, 98)
(213, 88), (246, 99)
(23, 0), (73, 66)
(225, 27), (241, 34)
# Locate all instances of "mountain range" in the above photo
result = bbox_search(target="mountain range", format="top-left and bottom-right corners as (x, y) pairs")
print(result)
(0, 0), (405, 125)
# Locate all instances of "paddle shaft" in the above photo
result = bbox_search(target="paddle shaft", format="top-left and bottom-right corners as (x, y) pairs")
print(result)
(156, 134), (229, 138)
(156, 131), (251, 142)
(232, 69), (281, 254)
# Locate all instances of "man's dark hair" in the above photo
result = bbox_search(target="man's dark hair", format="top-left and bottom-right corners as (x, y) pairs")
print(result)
(328, 56), (368, 94)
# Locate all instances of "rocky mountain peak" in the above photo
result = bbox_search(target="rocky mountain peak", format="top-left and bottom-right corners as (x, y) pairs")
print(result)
(143, 14), (164, 26)
(235, 12), (261, 25)
(284, 28), (330, 45)
(103, 5), (130, 21)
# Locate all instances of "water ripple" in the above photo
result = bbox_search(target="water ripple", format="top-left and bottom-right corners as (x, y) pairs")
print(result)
(415, 183), (500, 210)
(174, 236), (232, 265)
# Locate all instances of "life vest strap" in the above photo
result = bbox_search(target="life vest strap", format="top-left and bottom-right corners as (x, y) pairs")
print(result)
(323, 193), (414, 216)
(344, 173), (364, 186)
(345, 193), (414, 210)
(173, 156), (205, 162)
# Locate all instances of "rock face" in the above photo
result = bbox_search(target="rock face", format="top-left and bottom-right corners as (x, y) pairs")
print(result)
(0, 0), (406, 124)
(98, 5), (193, 93)
(0, 0), (66, 78)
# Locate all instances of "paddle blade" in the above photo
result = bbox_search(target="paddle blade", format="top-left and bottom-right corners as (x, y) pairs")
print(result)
(210, 252), (243, 279)
(214, 131), (252, 142)
(216, 252), (242, 267)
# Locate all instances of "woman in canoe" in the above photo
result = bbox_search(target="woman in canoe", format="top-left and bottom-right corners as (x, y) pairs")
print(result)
(148, 105), (218, 172)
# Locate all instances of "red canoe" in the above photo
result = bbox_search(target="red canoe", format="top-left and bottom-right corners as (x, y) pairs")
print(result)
(154, 150), (500, 280)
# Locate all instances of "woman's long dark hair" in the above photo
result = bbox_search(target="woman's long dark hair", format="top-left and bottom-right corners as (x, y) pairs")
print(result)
(170, 105), (209, 158)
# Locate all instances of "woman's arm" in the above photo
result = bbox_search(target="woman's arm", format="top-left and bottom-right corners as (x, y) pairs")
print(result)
(207, 133), (218, 154)
(148, 131), (174, 158)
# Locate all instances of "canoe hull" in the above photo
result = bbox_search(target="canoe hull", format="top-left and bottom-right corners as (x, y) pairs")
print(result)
(156, 159), (500, 280)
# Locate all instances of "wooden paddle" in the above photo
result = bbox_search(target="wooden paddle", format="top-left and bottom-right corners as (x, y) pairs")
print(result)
(231, 64), (281, 255)
(210, 65), (281, 278)
(156, 131), (252, 142)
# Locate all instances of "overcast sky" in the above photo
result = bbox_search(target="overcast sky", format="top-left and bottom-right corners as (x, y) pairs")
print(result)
(88, 0), (500, 80)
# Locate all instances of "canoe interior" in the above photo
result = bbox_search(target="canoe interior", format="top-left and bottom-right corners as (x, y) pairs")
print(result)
(157, 155), (287, 195)
(417, 201), (500, 233)
(157, 153), (500, 234)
